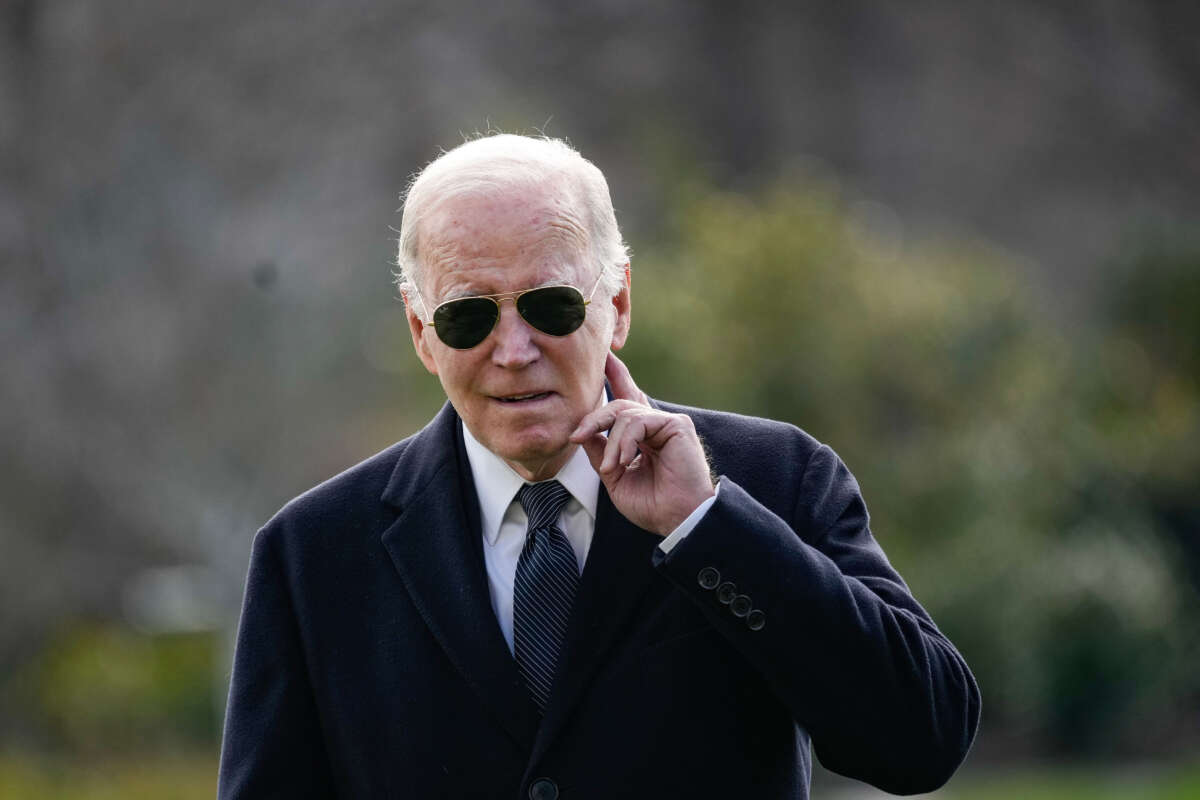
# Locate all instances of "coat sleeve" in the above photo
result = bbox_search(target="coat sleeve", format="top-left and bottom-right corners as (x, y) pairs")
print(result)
(218, 525), (337, 799)
(652, 443), (981, 795)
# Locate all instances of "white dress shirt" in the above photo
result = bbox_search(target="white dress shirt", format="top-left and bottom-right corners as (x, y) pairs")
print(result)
(462, 423), (717, 654)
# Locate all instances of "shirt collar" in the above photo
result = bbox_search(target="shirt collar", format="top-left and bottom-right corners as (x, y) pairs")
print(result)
(462, 423), (600, 547)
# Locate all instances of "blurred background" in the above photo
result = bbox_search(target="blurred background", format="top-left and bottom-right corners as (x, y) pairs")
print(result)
(2, 1), (1198, 797)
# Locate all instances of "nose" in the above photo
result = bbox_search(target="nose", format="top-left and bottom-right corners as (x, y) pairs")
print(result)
(489, 300), (539, 368)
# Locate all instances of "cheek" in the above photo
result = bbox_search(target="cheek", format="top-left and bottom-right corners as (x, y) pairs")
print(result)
(561, 338), (609, 390)
(591, 308), (615, 339)
(447, 361), (478, 390)
(431, 354), (474, 394)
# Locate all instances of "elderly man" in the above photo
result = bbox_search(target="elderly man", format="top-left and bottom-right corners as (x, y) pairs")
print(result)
(218, 134), (980, 799)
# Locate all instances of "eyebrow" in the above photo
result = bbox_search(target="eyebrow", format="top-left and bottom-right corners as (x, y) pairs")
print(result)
(438, 277), (572, 303)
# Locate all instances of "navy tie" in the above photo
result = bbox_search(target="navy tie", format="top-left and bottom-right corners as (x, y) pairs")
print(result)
(513, 480), (578, 713)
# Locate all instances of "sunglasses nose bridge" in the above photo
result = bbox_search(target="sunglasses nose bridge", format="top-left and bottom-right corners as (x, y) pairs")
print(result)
(496, 291), (539, 331)
(482, 295), (522, 341)
(488, 296), (540, 365)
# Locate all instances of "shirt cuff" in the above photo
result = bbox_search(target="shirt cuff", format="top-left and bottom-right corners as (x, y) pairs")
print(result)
(657, 482), (720, 555)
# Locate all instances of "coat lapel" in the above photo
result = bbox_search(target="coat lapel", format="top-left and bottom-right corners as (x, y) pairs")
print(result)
(379, 403), (540, 752)
(531, 484), (664, 762)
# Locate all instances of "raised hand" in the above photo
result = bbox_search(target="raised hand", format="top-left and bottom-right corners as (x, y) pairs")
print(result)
(570, 352), (716, 537)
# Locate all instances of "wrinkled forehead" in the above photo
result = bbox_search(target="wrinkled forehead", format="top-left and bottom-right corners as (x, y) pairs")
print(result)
(418, 185), (592, 294)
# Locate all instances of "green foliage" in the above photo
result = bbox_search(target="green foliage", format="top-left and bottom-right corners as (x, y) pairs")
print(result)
(17, 624), (219, 755)
(622, 180), (1200, 754)
(933, 761), (1200, 800)
(1098, 234), (1200, 570)
(0, 754), (217, 800)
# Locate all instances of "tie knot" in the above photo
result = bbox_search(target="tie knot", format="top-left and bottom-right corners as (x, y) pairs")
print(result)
(516, 480), (571, 530)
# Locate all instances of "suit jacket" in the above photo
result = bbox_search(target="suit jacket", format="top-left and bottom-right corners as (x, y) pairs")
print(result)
(218, 399), (980, 799)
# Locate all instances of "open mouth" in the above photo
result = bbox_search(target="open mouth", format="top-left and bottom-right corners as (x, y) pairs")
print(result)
(495, 391), (553, 404)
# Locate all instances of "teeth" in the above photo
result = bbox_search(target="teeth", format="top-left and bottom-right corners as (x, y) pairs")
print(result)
(502, 392), (544, 402)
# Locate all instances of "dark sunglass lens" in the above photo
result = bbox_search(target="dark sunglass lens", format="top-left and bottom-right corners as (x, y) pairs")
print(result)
(434, 298), (499, 349)
(517, 286), (587, 336)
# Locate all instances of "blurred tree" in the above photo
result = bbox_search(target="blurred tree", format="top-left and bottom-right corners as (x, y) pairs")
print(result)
(620, 178), (1200, 756)
(8, 623), (218, 754)
(1101, 233), (1200, 577)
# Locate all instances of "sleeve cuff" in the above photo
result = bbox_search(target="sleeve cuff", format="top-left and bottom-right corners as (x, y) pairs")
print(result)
(657, 482), (721, 554)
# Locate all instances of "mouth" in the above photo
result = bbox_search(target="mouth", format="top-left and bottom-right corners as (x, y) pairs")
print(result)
(492, 391), (554, 405)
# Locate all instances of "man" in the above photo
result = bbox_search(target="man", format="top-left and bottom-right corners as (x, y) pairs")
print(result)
(218, 134), (980, 799)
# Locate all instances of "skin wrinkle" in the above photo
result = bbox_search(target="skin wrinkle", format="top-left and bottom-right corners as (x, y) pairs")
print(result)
(415, 182), (593, 305)
(396, 137), (630, 309)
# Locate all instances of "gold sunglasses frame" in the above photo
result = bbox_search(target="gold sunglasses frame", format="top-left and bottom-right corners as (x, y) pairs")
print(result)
(412, 271), (606, 349)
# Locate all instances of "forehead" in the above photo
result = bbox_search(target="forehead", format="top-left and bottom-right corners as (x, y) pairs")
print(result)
(419, 187), (590, 295)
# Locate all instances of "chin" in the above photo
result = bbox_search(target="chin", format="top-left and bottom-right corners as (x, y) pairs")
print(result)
(495, 433), (570, 471)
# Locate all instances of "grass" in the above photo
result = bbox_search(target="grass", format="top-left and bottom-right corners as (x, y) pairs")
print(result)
(2, 753), (1198, 799)
(938, 761), (1200, 800)
(0, 753), (217, 800)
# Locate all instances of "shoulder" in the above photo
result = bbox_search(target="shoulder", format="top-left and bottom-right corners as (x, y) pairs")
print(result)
(233, 438), (412, 586)
(652, 398), (823, 472)
(267, 437), (413, 531)
(652, 397), (861, 531)
(260, 403), (458, 543)
(248, 440), (409, 573)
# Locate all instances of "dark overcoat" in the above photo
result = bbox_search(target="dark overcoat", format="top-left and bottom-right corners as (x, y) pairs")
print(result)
(218, 399), (980, 799)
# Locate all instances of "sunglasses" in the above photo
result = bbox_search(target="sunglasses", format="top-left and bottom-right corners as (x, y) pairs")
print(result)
(415, 272), (605, 350)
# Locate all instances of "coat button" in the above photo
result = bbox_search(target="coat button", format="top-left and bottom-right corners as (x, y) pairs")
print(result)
(697, 567), (720, 590)
(716, 581), (737, 605)
(730, 594), (752, 618)
(746, 609), (766, 631)
(529, 778), (559, 800)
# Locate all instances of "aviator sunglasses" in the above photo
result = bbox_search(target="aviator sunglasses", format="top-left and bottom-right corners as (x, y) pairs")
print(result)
(415, 272), (605, 350)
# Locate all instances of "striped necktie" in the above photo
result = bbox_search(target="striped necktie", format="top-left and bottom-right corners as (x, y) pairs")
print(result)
(513, 480), (578, 713)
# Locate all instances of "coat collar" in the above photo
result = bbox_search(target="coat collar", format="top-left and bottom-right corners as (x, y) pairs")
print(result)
(379, 402), (541, 751)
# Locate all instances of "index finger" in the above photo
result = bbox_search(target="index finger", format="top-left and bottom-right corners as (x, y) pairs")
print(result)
(605, 351), (648, 405)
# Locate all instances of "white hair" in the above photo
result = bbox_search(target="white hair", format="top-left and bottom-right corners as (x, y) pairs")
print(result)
(394, 134), (629, 309)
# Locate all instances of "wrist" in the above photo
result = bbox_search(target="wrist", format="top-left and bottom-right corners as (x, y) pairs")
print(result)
(658, 484), (720, 545)
(656, 484), (718, 538)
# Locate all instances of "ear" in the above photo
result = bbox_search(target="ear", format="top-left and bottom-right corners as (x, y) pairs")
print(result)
(403, 291), (440, 376)
(608, 263), (632, 351)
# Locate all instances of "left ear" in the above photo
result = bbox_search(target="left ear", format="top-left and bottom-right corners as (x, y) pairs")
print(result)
(608, 263), (632, 351)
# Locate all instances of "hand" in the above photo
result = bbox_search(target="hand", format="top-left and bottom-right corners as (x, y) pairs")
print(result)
(570, 353), (716, 537)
